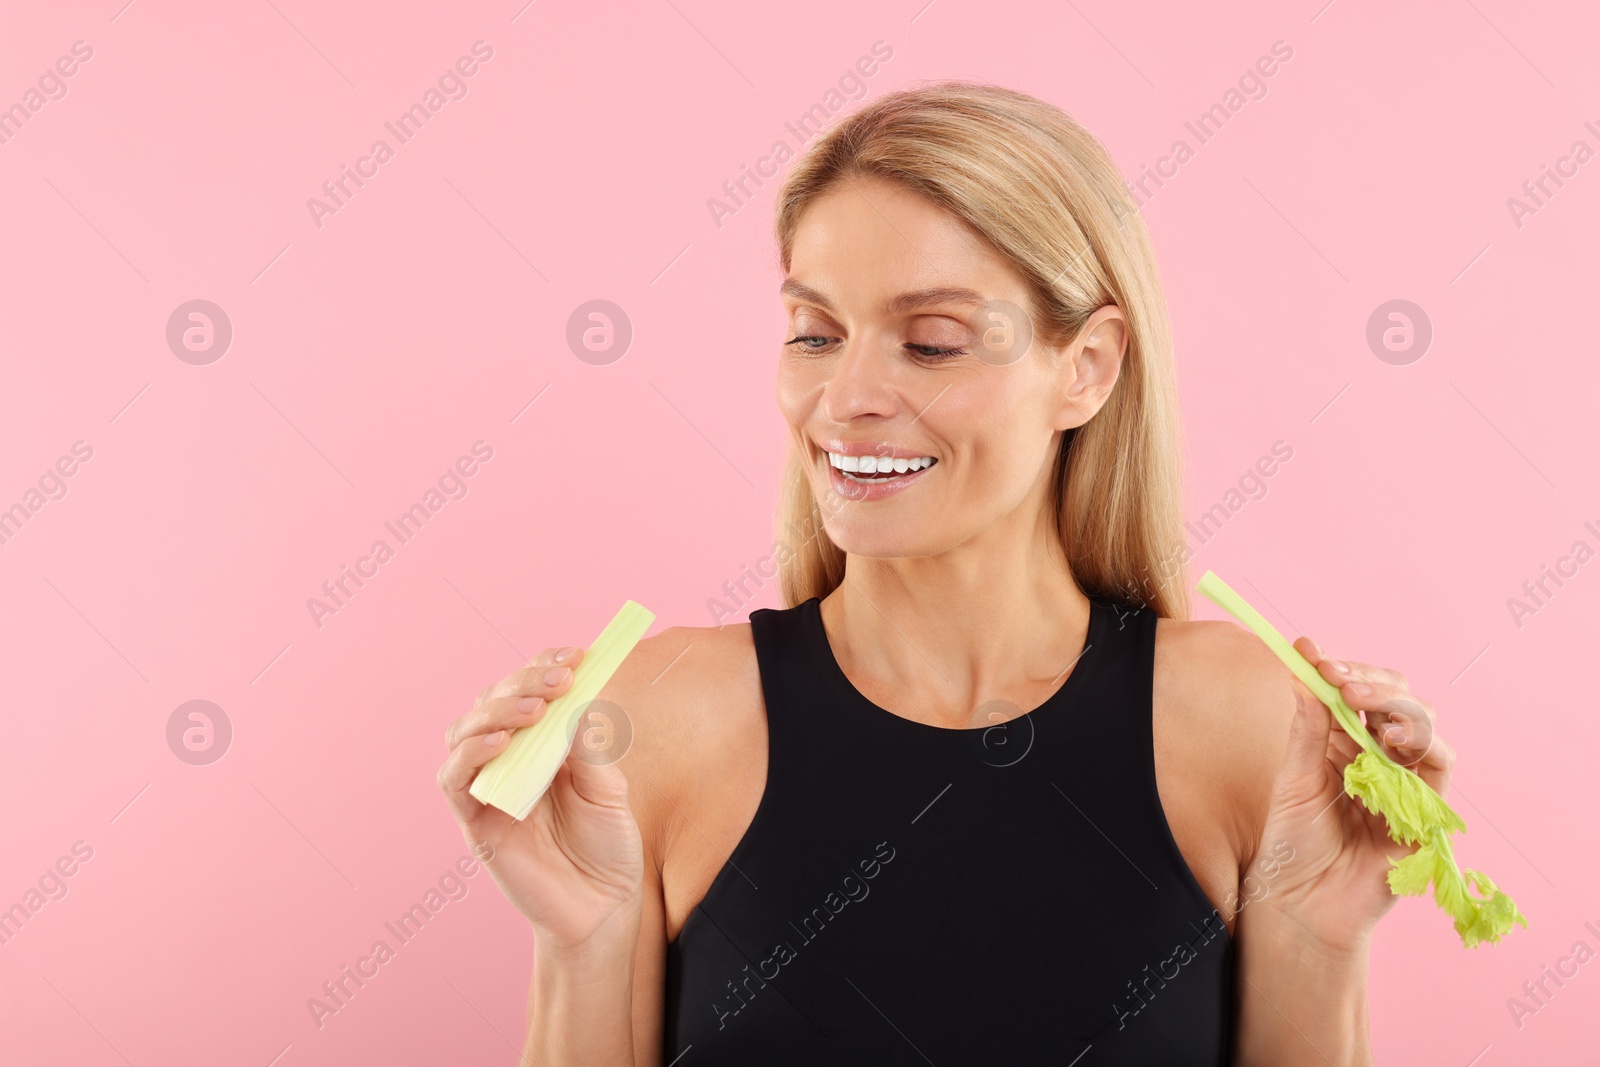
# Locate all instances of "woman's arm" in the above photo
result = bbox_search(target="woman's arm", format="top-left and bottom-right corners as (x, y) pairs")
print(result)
(440, 633), (702, 1066)
(1222, 630), (1456, 1066)
(1233, 895), (1373, 1065)
(515, 625), (717, 1065)
(524, 909), (645, 1065)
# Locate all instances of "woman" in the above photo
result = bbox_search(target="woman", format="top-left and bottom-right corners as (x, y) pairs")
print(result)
(438, 82), (1452, 1065)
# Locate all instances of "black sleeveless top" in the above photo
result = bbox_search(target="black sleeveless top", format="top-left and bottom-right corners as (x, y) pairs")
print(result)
(663, 595), (1235, 1064)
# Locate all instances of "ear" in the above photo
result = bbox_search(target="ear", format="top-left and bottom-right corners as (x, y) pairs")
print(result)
(1051, 305), (1127, 431)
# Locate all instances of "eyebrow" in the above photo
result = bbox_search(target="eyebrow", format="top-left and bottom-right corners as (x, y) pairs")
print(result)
(779, 279), (988, 316)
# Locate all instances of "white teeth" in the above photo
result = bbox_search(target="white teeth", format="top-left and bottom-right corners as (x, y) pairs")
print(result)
(823, 450), (937, 477)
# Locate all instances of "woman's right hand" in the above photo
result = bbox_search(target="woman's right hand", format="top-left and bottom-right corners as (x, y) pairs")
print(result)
(437, 645), (645, 957)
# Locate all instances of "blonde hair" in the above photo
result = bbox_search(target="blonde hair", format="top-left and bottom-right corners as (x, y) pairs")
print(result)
(772, 80), (1189, 619)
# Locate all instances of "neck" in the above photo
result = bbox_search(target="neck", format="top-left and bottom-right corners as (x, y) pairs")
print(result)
(818, 500), (1094, 729)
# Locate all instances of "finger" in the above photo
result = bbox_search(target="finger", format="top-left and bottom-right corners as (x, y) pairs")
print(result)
(1336, 683), (1437, 755)
(1332, 677), (1451, 792)
(1315, 654), (1407, 692)
(524, 644), (584, 675)
(1336, 680), (1435, 724)
(1415, 730), (1455, 796)
(1324, 721), (1364, 765)
(471, 646), (583, 706)
(1278, 681), (1332, 781)
(446, 693), (549, 751)
(1297, 638), (1408, 691)
(491, 657), (580, 705)
(560, 729), (633, 809)
(436, 729), (514, 817)
(449, 661), (580, 749)
(1293, 635), (1329, 669)
(1372, 702), (1448, 776)
(1384, 708), (1455, 795)
(1285, 668), (1360, 764)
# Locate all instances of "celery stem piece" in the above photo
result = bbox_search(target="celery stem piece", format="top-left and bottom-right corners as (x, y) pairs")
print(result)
(469, 600), (655, 821)
(1194, 571), (1526, 948)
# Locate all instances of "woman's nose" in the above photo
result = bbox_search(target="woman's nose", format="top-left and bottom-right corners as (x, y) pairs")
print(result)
(820, 340), (900, 423)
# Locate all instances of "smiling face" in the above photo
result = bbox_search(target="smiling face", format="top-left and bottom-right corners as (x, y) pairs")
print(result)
(777, 173), (1127, 561)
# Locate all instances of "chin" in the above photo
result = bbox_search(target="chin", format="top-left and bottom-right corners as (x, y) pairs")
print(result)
(819, 515), (949, 562)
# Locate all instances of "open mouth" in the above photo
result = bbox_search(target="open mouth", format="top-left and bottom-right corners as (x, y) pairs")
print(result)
(824, 451), (938, 484)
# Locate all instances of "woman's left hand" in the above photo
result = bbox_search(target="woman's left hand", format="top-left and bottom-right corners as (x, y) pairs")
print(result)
(1249, 637), (1456, 954)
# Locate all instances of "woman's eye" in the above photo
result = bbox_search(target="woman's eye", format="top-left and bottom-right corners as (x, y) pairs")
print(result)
(781, 337), (969, 361)
(905, 343), (968, 361)
(784, 335), (836, 352)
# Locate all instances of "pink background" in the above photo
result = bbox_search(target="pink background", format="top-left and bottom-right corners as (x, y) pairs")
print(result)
(2, 0), (1596, 1062)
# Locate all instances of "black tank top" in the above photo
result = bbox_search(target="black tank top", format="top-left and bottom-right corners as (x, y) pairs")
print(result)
(663, 595), (1235, 1064)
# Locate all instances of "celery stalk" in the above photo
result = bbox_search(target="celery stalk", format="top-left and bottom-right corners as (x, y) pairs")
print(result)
(469, 600), (655, 821)
(1195, 571), (1527, 948)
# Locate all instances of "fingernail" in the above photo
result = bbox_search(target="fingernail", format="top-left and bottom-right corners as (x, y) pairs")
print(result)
(1384, 725), (1405, 746)
(555, 647), (578, 664)
(1328, 660), (1350, 675)
(544, 666), (571, 687)
(1347, 682), (1372, 697)
(516, 697), (545, 716)
(485, 730), (506, 746)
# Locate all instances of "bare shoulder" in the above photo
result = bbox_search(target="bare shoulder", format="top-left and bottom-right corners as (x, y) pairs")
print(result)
(596, 622), (765, 855)
(599, 621), (762, 777)
(1152, 616), (1300, 866)
(1154, 617), (1291, 706)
